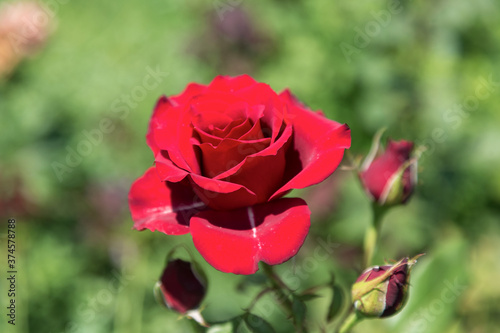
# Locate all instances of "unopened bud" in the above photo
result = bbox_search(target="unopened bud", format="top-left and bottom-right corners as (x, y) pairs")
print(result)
(351, 255), (423, 318)
(154, 259), (207, 314)
(360, 136), (418, 206)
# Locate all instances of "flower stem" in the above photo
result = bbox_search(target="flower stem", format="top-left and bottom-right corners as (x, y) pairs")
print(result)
(261, 263), (307, 332)
(337, 308), (363, 333)
(246, 287), (273, 312)
(363, 203), (387, 267)
(261, 263), (293, 315)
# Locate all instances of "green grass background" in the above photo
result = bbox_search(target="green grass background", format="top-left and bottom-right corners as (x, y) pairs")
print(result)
(1, 0), (500, 332)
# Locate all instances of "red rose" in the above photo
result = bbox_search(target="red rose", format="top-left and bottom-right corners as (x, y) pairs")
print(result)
(129, 75), (351, 274)
(360, 139), (416, 206)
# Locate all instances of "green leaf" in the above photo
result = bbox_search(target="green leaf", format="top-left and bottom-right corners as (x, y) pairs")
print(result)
(292, 296), (307, 329)
(327, 285), (344, 322)
(243, 313), (276, 333)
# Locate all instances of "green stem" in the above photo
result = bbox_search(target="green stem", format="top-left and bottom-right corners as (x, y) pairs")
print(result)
(261, 263), (293, 316)
(337, 308), (363, 333)
(246, 287), (274, 312)
(363, 223), (377, 268)
(363, 203), (387, 267)
(261, 263), (307, 332)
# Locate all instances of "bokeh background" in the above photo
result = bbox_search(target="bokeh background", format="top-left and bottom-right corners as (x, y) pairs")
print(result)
(1, 0), (499, 332)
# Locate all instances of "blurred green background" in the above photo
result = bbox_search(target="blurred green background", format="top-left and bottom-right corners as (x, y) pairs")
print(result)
(1, 0), (499, 332)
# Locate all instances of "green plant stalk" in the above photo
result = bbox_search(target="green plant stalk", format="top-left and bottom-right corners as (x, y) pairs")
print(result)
(337, 308), (363, 333)
(261, 263), (293, 315)
(363, 224), (377, 269)
(261, 263), (307, 332)
(363, 203), (387, 267)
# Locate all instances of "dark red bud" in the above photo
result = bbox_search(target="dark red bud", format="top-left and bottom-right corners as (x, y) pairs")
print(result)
(352, 256), (422, 318)
(156, 259), (206, 314)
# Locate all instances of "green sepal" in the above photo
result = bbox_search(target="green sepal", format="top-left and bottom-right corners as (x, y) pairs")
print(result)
(153, 281), (168, 309)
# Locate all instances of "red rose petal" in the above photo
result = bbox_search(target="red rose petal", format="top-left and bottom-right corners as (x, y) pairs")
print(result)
(238, 117), (265, 141)
(150, 83), (207, 162)
(215, 104), (265, 141)
(153, 103), (201, 173)
(215, 100), (248, 123)
(270, 90), (351, 200)
(189, 125), (291, 209)
(219, 151), (287, 205)
(197, 137), (272, 178)
(155, 151), (190, 183)
(128, 167), (206, 235)
(235, 83), (285, 142)
(192, 125), (224, 146)
(170, 82), (207, 105)
(192, 104), (264, 147)
(208, 74), (258, 92)
(190, 198), (311, 274)
(190, 91), (245, 114)
(246, 104), (266, 124)
(146, 96), (171, 156)
(189, 173), (258, 210)
(215, 124), (292, 203)
(214, 101), (251, 138)
(192, 109), (234, 133)
(193, 107), (251, 146)
(192, 100), (249, 139)
(222, 118), (253, 139)
(192, 118), (251, 147)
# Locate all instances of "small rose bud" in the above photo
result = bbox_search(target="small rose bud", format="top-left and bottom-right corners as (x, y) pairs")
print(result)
(154, 259), (207, 314)
(360, 137), (418, 206)
(351, 255), (422, 318)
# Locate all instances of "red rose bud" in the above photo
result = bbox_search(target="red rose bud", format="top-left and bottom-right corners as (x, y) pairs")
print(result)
(154, 259), (207, 314)
(351, 255), (423, 318)
(360, 137), (418, 206)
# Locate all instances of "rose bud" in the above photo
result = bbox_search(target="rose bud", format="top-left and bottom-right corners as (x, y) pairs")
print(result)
(351, 255), (423, 318)
(154, 259), (207, 314)
(359, 134), (418, 206)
